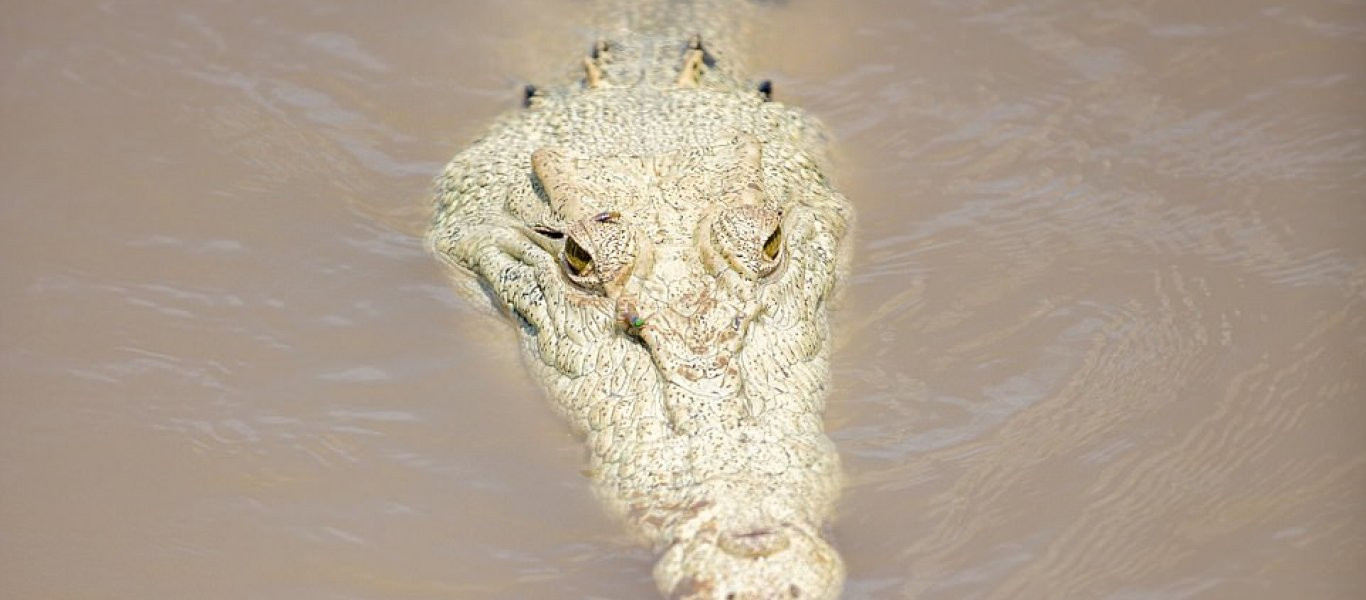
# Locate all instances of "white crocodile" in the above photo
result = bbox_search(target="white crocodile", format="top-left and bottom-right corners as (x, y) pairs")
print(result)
(428, 1), (852, 597)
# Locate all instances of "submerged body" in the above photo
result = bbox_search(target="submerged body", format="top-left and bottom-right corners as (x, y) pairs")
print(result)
(428, 2), (852, 597)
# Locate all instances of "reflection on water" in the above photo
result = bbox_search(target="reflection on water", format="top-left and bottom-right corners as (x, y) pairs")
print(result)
(2, 1), (1363, 598)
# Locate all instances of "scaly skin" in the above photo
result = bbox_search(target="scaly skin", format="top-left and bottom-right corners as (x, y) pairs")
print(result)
(428, 4), (852, 597)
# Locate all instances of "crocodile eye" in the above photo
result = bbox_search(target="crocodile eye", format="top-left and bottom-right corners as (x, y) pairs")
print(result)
(709, 205), (783, 280)
(762, 224), (782, 260)
(563, 236), (593, 277)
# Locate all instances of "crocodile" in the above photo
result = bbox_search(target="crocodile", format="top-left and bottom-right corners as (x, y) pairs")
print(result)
(428, 1), (852, 597)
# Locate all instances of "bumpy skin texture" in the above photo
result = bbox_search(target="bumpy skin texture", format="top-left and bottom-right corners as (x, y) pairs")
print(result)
(428, 11), (852, 598)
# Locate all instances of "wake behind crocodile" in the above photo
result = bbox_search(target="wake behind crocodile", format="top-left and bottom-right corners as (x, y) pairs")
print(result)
(428, 1), (852, 597)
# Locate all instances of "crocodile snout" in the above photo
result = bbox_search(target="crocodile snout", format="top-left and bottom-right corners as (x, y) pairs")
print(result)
(656, 521), (842, 600)
(618, 278), (762, 433)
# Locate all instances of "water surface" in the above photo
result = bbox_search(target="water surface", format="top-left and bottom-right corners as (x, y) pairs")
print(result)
(2, 1), (1363, 598)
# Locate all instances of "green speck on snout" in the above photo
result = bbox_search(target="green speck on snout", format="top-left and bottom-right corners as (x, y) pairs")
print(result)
(625, 313), (647, 335)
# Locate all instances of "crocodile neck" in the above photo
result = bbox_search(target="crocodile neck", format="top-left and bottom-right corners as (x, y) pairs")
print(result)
(577, 0), (755, 92)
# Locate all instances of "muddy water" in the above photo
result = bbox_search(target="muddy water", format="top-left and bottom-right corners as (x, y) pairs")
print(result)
(2, 1), (1363, 598)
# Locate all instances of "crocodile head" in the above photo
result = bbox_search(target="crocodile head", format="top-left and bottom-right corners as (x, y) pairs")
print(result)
(438, 133), (849, 598)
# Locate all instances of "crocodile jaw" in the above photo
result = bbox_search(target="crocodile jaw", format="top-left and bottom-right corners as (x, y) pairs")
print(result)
(523, 212), (844, 598)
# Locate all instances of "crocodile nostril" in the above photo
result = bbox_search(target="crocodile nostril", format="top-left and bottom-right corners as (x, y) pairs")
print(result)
(718, 527), (791, 558)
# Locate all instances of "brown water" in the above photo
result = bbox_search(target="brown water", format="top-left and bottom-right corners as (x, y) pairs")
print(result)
(3, 1), (1363, 598)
